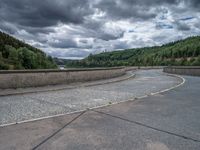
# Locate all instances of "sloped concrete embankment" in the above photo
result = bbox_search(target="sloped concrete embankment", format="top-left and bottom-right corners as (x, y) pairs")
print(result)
(0, 67), (125, 89)
(164, 66), (200, 76)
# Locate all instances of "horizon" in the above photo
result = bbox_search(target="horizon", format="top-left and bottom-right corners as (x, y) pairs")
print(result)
(2, 31), (198, 61)
(0, 0), (200, 59)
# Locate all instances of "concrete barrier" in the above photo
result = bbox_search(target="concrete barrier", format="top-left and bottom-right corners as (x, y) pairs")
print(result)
(163, 66), (200, 76)
(0, 67), (125, 89)
(125, 66), (163, 71)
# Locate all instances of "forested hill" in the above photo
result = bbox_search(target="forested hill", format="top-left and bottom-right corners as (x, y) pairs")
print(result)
(0, 31), (57, 70)
(66, 36), (200, 67)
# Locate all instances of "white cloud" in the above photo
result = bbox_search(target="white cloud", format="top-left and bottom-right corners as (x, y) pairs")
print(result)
(0, 0), (200, 59)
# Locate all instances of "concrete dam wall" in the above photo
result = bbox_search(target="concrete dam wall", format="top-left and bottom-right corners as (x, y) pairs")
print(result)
(163, 66), (200, 76)
(0, 67), (126, 89)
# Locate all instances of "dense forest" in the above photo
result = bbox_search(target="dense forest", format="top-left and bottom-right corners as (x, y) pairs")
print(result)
(65, 36), (200, 68)
(0, 31), (57, 70)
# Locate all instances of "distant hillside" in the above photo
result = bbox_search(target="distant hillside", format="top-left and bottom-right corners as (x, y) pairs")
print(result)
(0, 31), (57, 70)
(65, 36), (200, 67)
(53, 58), (76, 66)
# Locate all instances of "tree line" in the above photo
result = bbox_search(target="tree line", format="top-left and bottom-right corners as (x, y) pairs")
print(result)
(0, 31), (57, 70)
(65, 36), (200, 68)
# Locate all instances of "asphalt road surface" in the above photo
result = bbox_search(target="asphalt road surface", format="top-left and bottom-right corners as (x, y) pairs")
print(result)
(0, 69), (181, 125)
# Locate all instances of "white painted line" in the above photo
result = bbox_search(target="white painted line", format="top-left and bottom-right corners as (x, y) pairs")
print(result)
(150, 73), (185, 95)
(138, 95), (148, 99)
(0, 71), (185, 127)
(0, 110), (85, 127)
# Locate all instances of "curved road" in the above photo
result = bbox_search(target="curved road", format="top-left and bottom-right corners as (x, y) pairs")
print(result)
(0, 69), (181, 125)
(0, 69), (200, 150)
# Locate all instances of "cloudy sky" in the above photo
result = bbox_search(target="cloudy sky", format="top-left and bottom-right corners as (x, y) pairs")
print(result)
(0, 0), (200, 59)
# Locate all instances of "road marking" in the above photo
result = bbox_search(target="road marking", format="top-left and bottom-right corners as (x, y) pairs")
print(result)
(150, 73), (185, 95)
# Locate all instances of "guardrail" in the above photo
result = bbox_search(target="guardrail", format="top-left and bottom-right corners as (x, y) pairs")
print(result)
(0, 67), (126, 89)
(163, 66), (200, 76)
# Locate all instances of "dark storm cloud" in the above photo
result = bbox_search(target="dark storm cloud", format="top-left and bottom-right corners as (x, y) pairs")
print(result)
(0, 22), (18, 34)
(122, 0), (179, 5)
(188, 0), (200, 9)
(123, 0), (200, 8)
(0, 0), (199, 59)
(152, 35), (168, 42)
(48, 39), (78, 49)
(194, 22), (200, 29)
(155, 22), (173, 30)
(180, 17), (195, 21)
(113, 41), (130, 49)
(79, 39), (88, 44)
(23, 27), (55, 34)
(95, 0), (156, 20)
(66, 19), (125, 41)
(0, 0), (198, 27)
(94, 0), (181, 21)
(0, 0), (92, 27)
(174, 20), (191, 31)
(49, 49), (90, 59)
(0, 0), (199, 31)
(97, 31), (125, 41)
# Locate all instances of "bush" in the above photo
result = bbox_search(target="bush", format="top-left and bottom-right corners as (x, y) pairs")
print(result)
(192, 56), (200, 66)
(0, 61), (9, 70)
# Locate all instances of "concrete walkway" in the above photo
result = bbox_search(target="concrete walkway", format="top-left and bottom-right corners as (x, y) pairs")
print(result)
(0, 73), (200, 149)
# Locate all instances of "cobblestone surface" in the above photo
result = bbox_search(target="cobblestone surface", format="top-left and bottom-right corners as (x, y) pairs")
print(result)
(0, 69), (181, 125)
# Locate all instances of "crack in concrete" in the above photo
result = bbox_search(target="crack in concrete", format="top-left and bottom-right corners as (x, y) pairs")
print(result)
(93, 110), (200, 143)
(31, 111), (86, 150)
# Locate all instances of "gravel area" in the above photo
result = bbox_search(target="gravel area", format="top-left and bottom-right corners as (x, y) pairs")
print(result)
(0, 69), (181, 125)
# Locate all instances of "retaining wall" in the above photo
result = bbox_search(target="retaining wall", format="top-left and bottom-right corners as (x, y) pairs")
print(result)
(163, 66), (200, 76)
(125, 66), (163, 71)
(0, 67), (125, 89)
